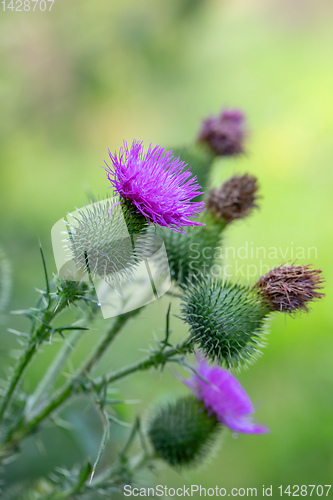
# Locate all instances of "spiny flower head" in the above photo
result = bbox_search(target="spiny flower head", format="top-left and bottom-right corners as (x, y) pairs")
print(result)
(66, 199), (151, 283)
(181, 275), (269, 368)
(148, 396), (220, 468)
(255, 264), (325, 313)
(184, 357), (269, 434)
(158, 223), (221, 285)
(207, 174), (259, 225)
(105, 140), (205, 232)
(198, 108), (246, 156)
(55, 277), (89, 305)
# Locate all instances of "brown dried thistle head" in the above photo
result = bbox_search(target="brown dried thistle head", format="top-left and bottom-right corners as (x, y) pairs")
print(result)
(206, 174), (259, 224)
(255, 264), (325, 313)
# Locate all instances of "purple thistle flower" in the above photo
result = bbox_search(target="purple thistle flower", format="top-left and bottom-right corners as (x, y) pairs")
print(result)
(198, 108), (246, 156)
(184, 357), (269, 434)
(105, 140), (205, 232)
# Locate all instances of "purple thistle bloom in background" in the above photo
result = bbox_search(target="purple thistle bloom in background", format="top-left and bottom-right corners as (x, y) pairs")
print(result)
(105, 140), (205, 232)
(198, 108), (246, 156)
(184, 357), (269, 434)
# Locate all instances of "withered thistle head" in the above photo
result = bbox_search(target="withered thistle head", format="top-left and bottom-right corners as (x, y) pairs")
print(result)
(255, 265), (325, 313)
(198, 108), (246, 156)
(206, 174), (259, 224)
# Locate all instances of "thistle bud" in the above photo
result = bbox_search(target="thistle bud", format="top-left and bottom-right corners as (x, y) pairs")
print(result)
(66, 198), (148, 282)
(206, 174), (259, 225)
(255, 264), (325, 313)
(148, 396), (220, 468)
(158, 224), (221, 285)
(55, 276), (89, 305)
(170, 144), (215, 193)
(198, 109), (246, 157)
(181, 276), (269, 368)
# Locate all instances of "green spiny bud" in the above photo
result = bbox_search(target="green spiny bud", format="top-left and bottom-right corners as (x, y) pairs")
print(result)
(158, 224), (221, 285)
(66, 198), (149, 282)
(55, 276), (90, 305)
(181, 275), (269, 368)
(148, 396), (220, 468)
(171, 144), (215, 194)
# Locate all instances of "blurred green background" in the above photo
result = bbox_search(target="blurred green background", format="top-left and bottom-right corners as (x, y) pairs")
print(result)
(1, 0), (333, 496)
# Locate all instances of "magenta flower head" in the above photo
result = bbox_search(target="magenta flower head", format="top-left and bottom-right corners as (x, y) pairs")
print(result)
(198, 108), (246, 156)
(105, 140), (205, 232)
(184, 357), (269, 434)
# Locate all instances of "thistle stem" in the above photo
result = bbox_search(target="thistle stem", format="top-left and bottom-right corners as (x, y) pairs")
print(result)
(89, 410), (110, 484)
(96, 451), (154, 490)
(119, 416), (141, 461)
(0, 335), (192, 453)
(24, 328), (83, 419)
(0, 342), (37, 423)
(93, 339), (190, 392)
(0, 310), (136, 452)
(79, 311), (134, 376)
(25, 296), (101, 418)
(0, 300), (67, 424)
(86, 416), (142, 490)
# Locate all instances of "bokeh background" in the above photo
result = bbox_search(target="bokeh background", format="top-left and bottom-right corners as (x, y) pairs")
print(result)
(1, 0), (333, 497)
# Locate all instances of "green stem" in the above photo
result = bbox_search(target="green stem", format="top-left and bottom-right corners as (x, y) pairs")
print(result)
(79, 312), (133, 376)
(1, 382), (74, 453)
(0, 301), (66, 424)
(86, 416), (141, 490)
(83, 421), (155, 495)
(24, 329), (83, 419)
(1, 336), (192, 454)
(119, 417), (141, 461)
(25, 314), (128, 419)
(94, 451), (154, 492)
(0, 342), (37, 423)
(94, 340), (189, 392)
(0, 310), (136, 452)
(89, 410), (109, 484)
(25, 297), (101, 418)
(129, 451), (155, 476)
(45, 462), (92, 500)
